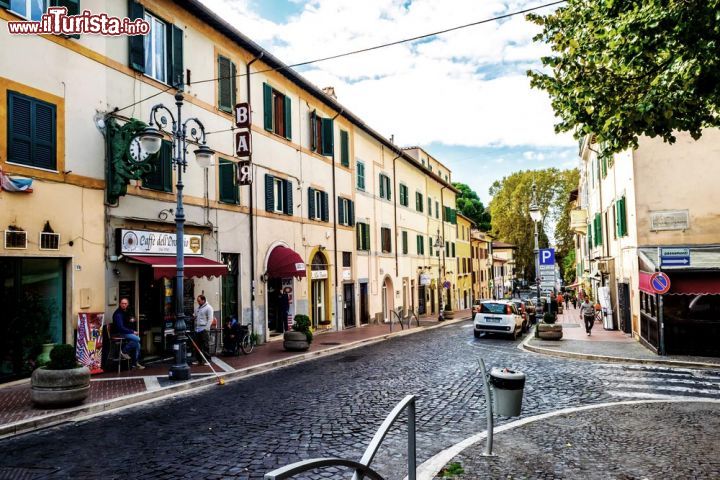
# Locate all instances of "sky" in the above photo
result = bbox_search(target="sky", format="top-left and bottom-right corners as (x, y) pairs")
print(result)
(199, 0), (579, 203)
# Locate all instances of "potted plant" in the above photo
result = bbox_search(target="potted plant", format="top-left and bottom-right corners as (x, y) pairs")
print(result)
(443, 301), (454, 320)
(538, 312), (563, 340)
(35, 338), (55, 368)
(283, 314), (313, 351)
(31, 344), (91, 408)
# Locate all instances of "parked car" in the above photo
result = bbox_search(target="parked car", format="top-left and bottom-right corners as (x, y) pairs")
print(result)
(473, 300), (524, 340)
(510, 299), (529, 332)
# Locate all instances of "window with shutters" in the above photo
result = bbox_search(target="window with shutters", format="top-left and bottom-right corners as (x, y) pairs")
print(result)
(340, 130), (349, 167)
(143, 140), (173, 192)
(337, 197), (354, 226)
(427, 197), (432, 216)
(356, 161), (365, 190)
(451, 242), (456, 258)
(435, 201), (439, 218)
(308, 189), (323, 221)
(356, 223), (370, 251)
(378, 173), (391, 200)
(274, 178), (285, 214)
(402, 231), (408, 254)
(263, 83), (291, 140)
(616, 196), (628, 237)
(7, 91), (57, 171)
(218, 159), (238, 204)
(416, 235), (425, 255)
(217, 55), (236, 113)
(9, 0), (48, 21)
(143, 13), (167, 83)
(416, 192), (424, 212)
(128, 2), (183, 88)
(601, 157), (608, 178)
(309, 110), (332, 155)
(381, 227), (392, 253)
(399, 184), (408, 207)
(264, 174), (293, 215)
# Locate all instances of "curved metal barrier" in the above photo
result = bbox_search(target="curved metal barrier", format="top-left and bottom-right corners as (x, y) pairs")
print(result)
(390, 308), (405, 331)
(264, 395), (417, 480)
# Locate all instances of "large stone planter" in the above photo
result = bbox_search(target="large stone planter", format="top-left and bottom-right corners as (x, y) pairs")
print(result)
(537, 323), (563, 340)
(443, 310), (454, 320)
(283, 331), (310, 351)
(31, 366), (91, 408)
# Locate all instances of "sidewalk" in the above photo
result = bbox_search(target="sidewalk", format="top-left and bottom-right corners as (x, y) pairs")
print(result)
(523, 304), (720, 368)
(0, 309), (470, 438)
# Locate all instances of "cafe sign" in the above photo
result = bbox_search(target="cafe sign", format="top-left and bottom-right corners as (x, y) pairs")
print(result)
(117, 229), (202, 255)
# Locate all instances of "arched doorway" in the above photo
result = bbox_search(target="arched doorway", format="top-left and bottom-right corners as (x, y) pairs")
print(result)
(264, 244), (306, 337)
(381, 276), (394, 322)
(310, 251), (329, 329)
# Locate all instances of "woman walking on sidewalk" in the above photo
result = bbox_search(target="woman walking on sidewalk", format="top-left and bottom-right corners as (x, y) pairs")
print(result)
(579, 297), (595, 335)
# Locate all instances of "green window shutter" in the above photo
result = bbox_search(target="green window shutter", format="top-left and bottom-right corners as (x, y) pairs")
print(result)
(322, 192), (329, 222)
(402, 231), (408, 254)
(445, 241), (449, 258)
(379, 174), (385, 198)
(230, 61), (237, 107)
(263, 83), (273, 131)
(415, 235), (420, 254)
(143, 140), (172, 192)
(337, 196), (345, 225)
(452, 243), (456, 257)
(340, 130), (349, 167)
(264, 174), (274, 212)
(217, 56), (232, 112)
(348, 200), (355, 226)
(170, 24), (184, 89)
(356, 224), (361, 249)
(321, 118), (334, 156)
(284, 95), (292, 140)
(615, 201), (621, 237)
(602, 157), (607, 178)
(307, 187), (315, 219)
(0, 0), (8, 8)
(429, 236), (433, 256)
(309, 111), (317, 151)
(284, 179), (293, 215)
(127, 1), (145, 72)
(428, 198), (432, 215)
(52, 0), (80, 15)
(218, 159), (238, 204)
(385, 176), (391, 200)
(357, 162), (365, 190)
(619, 197), (627, 237)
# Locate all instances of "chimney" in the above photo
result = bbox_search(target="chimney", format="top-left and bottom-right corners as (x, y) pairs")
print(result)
(322, 86), (337, 99)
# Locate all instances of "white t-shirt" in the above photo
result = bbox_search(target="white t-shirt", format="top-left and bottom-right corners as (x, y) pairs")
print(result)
(195, 302), (214, 332)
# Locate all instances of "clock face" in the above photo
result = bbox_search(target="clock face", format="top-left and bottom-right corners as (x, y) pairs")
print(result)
(128, 137), (151, 163)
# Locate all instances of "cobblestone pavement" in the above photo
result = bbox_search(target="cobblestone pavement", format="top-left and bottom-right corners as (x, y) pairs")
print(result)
(1, 321), (719, 479)
(444, 402), (720, 479)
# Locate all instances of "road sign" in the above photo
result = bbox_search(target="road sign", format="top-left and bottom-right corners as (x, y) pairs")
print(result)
(650, 272), (671, 294)
(538, 264), (555, 272)
(660, 247), (690, 267)
(539, 248), (555, 266)
(235, 131), (251, 157)
(540, 274), (555, 282)
(234, 103), (251, 128)
(237, 161), (252, 185)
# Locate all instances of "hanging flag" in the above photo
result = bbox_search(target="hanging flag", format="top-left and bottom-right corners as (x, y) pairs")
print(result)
(0, 168), (33, 192)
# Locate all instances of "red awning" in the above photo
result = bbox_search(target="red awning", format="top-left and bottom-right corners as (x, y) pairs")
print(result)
(639, 271), (655, 294)
(266, 246), (306, 279)
(668, 272), (720, 295)
(126, 255), (228, 280)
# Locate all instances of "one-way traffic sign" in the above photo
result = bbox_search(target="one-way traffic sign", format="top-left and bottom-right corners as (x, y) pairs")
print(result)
(660, 247), (690, 268)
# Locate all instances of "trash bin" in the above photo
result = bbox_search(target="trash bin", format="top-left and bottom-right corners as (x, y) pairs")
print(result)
(489, 367), (526, 417)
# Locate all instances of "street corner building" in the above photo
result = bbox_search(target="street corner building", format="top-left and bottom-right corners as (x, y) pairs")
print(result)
(0, 0), (482, 384)
(570, 131), (720, 357)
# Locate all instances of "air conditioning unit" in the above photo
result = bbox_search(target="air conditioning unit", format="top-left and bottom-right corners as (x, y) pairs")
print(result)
(40, 232), (60, 250)
(4, 230), (27, 249)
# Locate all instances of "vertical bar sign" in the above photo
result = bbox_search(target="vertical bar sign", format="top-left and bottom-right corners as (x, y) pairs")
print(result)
(234, 102), (252, 158)
(234, 103), (250, 128)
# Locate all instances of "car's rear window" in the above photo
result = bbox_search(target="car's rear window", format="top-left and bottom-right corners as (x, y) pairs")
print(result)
(481, 303), (509, 314)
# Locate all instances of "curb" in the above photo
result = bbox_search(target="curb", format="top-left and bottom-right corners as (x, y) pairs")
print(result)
(0, 316), (470, 439)
(520, 326), (720, 369)
(412, 398), (720, 480)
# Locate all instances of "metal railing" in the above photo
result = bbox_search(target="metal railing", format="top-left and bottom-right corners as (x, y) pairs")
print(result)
(389, 308), (421, 332)
(264, 395), (417, 480)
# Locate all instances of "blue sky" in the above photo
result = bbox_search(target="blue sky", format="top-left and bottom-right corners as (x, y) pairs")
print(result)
(201, 0), (578, 203)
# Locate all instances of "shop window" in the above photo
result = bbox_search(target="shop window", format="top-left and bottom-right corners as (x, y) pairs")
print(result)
(264, 83), (291, 140)
(7, 90), (57, 171)
(143, 140), (173, 192)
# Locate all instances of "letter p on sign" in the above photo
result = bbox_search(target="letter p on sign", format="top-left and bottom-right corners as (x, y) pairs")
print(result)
(539, 248), (555, 266)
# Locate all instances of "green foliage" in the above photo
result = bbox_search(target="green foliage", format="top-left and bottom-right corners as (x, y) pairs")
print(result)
(292, 314), (313, 344)
(47, 344), (79, 370)
(444, 302), (452, 312)
(543, 312), (556, 324)
(554, 169), (580, 277)
(438, 462), (465, 477)
(562, 249), (576, 284)
(488, 168), (578, 283)
(452, 182), (491, 231)
(527, 0), (720, 157)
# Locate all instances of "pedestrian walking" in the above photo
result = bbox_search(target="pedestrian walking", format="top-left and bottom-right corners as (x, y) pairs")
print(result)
(579, 297), (595, 335)
(564, 294), (570, 309)
(193, 294), (214, 365)
(572, 295), (577, 309)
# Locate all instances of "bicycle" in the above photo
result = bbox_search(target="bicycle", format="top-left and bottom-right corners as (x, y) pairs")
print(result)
(223, 325), (256, 356)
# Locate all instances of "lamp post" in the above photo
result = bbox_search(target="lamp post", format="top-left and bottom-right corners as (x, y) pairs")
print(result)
(138, 91), (214, 381)
(433, 229), (445, 321)
(529, 184), (542, 333)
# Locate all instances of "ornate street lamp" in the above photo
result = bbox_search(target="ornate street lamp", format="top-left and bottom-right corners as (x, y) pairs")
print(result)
(529, 184), (542, 332)
(138, 91), (215, 381)
(433, 229), (445, 321)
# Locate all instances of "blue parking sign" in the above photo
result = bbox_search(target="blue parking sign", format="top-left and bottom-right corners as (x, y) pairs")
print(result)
(539, 248), (555, 265)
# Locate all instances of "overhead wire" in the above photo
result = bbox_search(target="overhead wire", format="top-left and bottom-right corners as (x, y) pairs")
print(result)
(113, 0), (566, 114)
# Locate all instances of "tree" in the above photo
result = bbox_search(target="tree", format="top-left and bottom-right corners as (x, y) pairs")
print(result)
(554, 169), (580, 281)
(527, 0), (720, 157)
(453, 182), (491, 231)
(488, 168), (578, 283)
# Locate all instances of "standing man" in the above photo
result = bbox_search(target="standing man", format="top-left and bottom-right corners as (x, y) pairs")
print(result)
(193, 295), (214, 365)
(112, 298), (144, 369)
(579, 296), (595, 336)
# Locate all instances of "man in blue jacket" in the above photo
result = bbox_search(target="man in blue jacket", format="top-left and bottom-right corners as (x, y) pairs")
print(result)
(112, 298), (144, 369)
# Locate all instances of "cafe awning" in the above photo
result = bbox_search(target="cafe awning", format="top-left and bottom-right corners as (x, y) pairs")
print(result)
(125, 255), (228, 280)
(266, 246), (307, 279)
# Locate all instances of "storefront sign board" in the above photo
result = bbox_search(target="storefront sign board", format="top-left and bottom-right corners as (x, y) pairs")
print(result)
(118, 229), (202, 255)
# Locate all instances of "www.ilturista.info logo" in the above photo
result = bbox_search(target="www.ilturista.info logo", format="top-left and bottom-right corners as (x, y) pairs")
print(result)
(7, 7), (150, 36)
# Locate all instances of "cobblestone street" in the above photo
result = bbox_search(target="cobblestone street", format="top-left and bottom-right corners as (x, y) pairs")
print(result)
(1, 321), (720, 479)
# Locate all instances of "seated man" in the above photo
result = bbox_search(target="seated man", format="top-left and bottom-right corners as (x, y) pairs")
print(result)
(222, 317), (242, 355)
(112, 297), (144, 369)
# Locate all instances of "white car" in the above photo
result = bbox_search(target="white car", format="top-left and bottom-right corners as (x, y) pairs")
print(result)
(473, 300), (524, 340)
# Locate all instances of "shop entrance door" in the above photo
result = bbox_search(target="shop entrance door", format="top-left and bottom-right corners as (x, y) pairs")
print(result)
(267, 278), (283, 335)
(343, 284), (355, 328)
(359, 282), (369, 325)
(312, 279), (325, 328)
(618, 283), (631, 334)
(418, 285), (426, 314)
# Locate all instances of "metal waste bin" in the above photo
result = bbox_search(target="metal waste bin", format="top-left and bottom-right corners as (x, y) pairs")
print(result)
(489, 367), (526, 417)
